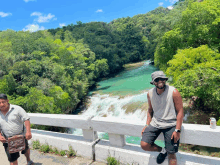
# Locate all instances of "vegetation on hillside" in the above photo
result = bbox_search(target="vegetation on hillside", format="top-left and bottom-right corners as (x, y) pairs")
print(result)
(156, 0), (220, 123)
(0, 0), (219, 123)
(0, 30), (108, 114)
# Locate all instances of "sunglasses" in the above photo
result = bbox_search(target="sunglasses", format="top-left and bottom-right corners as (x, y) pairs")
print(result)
(154, 78), (166, 82)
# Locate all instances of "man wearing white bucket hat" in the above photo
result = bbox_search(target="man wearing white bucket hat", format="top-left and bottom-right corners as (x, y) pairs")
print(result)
(141, 71), (184, 165)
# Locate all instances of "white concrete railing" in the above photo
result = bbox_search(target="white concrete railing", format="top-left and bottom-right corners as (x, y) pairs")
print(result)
(28, 113), (220, 165)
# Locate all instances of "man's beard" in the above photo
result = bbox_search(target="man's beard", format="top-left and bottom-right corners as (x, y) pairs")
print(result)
(155, 83), (166, 89)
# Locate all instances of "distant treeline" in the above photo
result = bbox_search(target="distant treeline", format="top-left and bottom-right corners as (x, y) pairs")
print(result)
(0, 0), (219, 122)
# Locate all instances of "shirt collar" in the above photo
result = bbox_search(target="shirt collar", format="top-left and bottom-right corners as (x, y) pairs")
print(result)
(0, 104), (14, 116)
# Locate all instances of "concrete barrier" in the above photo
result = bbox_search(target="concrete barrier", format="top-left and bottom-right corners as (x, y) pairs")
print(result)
(28, 113), (220, 165)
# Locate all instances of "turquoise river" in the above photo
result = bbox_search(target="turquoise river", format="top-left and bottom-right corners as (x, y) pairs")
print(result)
(72, 60), (165, 147)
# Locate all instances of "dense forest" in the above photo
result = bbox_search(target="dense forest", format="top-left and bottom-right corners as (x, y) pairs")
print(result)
(0, 0), (219, 124)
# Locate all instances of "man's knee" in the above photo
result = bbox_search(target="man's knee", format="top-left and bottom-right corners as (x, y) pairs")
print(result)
(141, 141), (152, 151)
(10, 160), (18, 165)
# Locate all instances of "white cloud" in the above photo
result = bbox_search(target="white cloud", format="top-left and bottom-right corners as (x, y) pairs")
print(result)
(59, 23), (66, 27)
(96, 9), (103, 13)
(0, 12), (12, 17)
(167, 6), (174, 10)
(31, 12), (42, 16)
(23, 24), (45, 32)
(169, 0), (178, 4)
(24, 0), (36, 2)
(158, 2), (164, 6)
(31, 12), (57, 23)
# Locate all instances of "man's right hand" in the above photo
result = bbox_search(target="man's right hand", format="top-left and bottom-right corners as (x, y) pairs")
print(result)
(0, 135), (6, 143)
(141, 126), (148, 136)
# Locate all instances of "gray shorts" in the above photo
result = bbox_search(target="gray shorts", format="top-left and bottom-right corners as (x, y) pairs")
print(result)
(141, 124), (179, 154)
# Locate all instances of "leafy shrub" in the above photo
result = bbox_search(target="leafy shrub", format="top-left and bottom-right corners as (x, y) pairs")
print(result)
(32, 140), (40, 150)
(59, 150), (66, 156)
(67, 146), (76, 157)
(106, 156), (120, 165)
(40, 144), (50, 153)
(217, 118), (220, 126)
(166, 45), (220, 119)
(53, 147), (59, 155)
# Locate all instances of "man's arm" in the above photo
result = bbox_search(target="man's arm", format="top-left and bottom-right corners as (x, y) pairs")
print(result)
(0, 132), (6, 143)
(146, 93), (153, 125)
(171, 89), (184, 142)
(24, 120), (32, 140)
(173, 89), (184, 130)
(141, 93), (153, 135)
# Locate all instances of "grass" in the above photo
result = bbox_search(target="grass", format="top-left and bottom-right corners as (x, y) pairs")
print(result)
(59, 150), (66, 156)
(31, 140), (76, 158)
(40, 144), (50, 153)
(32, 140), (40, 150)
(67, 146), (77, 158)
(106, 156), (120, 165)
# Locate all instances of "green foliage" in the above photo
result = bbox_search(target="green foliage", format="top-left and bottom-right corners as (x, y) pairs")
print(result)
(154, 28), (183, 70)
(67, 146), (76, 157)
(1, 0), (218, 122)
(40, 144), (50, 153)
(216, 118), (220, 126)
(106, 156), (120, 165)
(0, 29), (109, 114)
(155, 0), (220, 70)
(31, 140), (74, 157)
(166, 46), (220, 115)
(48, 146), (55, 153)
(53, 147), (59, 155)
(166, 45), (220, 82)
(59, 150), (66, 156)
(32, 140), (41, 150)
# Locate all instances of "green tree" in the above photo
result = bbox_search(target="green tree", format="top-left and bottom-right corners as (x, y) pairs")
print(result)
(154, 0), (220, 70)
(166, 45), (220, 117)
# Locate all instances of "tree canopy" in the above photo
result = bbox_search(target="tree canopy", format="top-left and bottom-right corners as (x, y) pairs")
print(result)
(0, 30), (108, 114)
(1, 0), (219, 121)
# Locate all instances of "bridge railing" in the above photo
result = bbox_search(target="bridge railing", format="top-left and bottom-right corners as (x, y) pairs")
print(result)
(28, 113), (220, 165)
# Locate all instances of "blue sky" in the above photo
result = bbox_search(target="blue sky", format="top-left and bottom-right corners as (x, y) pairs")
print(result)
(0, 0), (178, 32)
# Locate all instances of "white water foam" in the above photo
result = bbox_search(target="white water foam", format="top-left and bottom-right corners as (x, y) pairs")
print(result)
(71, 92), (148, 137)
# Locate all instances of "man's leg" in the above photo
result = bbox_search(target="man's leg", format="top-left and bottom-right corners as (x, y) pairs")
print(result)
(168, 153), (177, 165)
(140, 125), (162, 152)
(24, 148), (31, 162)
(22, 139), (33, 164)
(10, 160), (18, 165)
(162, 126), (179, 165)
(140, 141), (162, 152)
(3, 143), (20, 165)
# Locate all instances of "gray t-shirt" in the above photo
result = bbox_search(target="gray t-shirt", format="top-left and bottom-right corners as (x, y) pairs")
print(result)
(148, 85), (177, 129)
(0, 104), (30, 138)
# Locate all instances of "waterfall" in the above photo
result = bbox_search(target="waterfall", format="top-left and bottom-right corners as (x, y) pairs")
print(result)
(81, 93), (148, 121)
(70, 60), (165, 146)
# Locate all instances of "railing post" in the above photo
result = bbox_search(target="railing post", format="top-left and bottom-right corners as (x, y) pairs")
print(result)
(82, 129), (98, 141)
(108, 133), (126, 147)
(82, 115), (98, 141)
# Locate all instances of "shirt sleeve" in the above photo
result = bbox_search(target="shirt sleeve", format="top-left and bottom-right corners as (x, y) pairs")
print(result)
(18, 106), (30, 122)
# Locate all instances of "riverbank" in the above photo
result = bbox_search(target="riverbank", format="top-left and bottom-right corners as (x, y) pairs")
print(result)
(123, 61), (145, 71)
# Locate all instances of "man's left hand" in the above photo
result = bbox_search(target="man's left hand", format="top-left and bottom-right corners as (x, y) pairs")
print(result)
(171, 131), (180, 143)
(25, 132), (32, 140)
